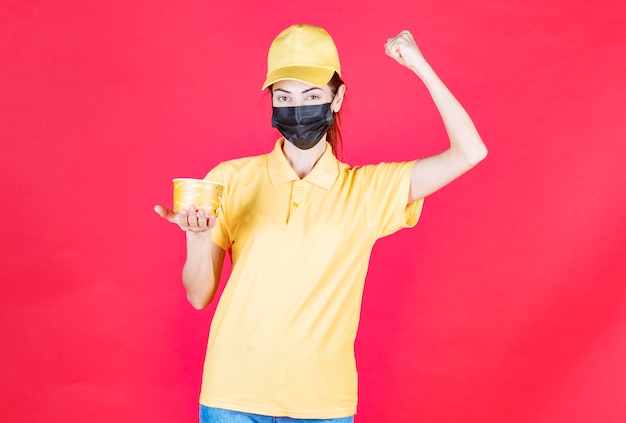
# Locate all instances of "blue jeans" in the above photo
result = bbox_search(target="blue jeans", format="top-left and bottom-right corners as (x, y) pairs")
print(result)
(200, 405), (354, 423)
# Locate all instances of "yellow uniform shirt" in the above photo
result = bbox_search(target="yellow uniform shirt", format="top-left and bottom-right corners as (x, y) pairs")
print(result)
(200, 139), (423, 418)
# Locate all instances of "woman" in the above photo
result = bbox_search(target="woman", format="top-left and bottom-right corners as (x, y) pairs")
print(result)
(155, 24), (487, 422)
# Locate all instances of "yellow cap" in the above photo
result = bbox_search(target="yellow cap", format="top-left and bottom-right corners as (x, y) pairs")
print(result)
(261, 24), (341, 90)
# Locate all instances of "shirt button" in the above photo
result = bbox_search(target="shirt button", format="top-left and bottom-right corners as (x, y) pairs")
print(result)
(295, 184), (302, 190)
(292, 202), (299, 208)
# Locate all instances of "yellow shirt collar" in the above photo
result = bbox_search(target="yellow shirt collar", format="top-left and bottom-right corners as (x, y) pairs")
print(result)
(267, 138), (339, 189)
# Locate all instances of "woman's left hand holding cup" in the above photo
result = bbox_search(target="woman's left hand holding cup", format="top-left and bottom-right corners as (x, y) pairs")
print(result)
(154, 204), (217, 233)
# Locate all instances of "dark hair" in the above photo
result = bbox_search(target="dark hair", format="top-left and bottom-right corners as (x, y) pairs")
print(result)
(326, 72), (345, 158)
(267, 72), (346, 157)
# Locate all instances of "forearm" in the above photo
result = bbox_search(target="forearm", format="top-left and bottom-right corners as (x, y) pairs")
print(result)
(182, 231), (223, 309)
(404, 59), (488, 202)
(410, 61), (488, 165)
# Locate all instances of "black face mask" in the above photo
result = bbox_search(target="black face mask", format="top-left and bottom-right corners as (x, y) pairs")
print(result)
(271, 103), (334, 150)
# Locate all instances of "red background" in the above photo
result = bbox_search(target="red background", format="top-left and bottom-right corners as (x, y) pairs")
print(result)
(2, 1), (625, 422)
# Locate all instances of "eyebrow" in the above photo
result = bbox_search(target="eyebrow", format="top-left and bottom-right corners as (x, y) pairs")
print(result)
(273, 87), (323, 94)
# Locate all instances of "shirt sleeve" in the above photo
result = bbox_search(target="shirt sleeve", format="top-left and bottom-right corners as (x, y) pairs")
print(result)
(205, 163), (232, 251)
(363, 160), (424, 239)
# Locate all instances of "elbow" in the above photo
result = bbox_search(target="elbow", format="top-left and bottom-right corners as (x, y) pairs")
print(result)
(184, 284), (215, 310)
(187, 294), (213, 310)
(190, 302), (208, 311)
(466, 144), (488, 167)
(182, 272), (219, 310)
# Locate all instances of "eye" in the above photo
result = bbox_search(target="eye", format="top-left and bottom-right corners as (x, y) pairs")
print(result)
(306, 94), (320, 100)
(275, 95), (289, 102)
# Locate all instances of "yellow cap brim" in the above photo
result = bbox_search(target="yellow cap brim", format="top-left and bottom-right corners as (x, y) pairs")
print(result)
(261, 66), (337, 90)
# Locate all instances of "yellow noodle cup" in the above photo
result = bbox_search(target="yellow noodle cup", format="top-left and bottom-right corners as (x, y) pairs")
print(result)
(173, 178), (224, 216)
